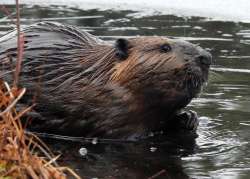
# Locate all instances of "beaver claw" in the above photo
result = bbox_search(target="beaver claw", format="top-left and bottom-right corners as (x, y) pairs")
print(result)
(177, 110), (199, 131)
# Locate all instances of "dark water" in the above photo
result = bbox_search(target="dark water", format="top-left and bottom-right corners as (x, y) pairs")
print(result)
(0, 4), (250, 179)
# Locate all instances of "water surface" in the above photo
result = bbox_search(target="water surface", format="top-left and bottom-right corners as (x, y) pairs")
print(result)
(0, 3), (250, 179)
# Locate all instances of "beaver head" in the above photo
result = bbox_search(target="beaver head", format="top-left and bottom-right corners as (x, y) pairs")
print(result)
(111, 37), (211, 112)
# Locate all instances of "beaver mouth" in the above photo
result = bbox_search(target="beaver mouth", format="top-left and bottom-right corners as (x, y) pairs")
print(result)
(184, 63), (210, 97)
(178, 45), (212, 96)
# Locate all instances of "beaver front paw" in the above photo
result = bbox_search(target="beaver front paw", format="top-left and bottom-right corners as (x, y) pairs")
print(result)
(177, 110), (199, 131)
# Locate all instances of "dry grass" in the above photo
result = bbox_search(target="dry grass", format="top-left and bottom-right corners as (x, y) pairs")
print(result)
(0, 81), (80, 179)
(0, 2), (81, 178)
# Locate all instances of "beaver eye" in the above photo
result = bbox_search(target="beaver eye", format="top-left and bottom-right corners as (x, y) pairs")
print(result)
(160, 44), (172, 53)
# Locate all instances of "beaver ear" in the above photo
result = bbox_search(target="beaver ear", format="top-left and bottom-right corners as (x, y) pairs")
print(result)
(115, 38), (130, 60)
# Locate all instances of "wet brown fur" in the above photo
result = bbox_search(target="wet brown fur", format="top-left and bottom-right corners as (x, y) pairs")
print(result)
(0, 22), (211, 138)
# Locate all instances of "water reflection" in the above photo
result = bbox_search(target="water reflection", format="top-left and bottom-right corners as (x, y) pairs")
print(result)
(1, 4), (250, 179)
(42, 132), (198, 179)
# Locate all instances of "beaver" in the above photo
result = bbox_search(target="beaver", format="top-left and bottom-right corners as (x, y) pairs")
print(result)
(0, 22), (211, 139)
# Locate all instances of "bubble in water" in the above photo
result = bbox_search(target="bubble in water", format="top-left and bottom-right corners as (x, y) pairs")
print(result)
(79, 147), (88, 156)
(193, 26), (203, 30)
(92, 137), (98, 145)
(148, 132), (154, 137)
(150, 147), (157, 152)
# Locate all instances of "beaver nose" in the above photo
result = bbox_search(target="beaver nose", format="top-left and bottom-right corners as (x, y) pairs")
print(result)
(195, 51), (212, 66)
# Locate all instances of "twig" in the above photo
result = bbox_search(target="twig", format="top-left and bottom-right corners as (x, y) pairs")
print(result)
(44, 155), (61, 167)
(58, 167), (82, 179)
(0, 88), (26, 116)
(148, 169), (167, 179)
(13, 0), (24, 87)
(4, 81), (14, 99)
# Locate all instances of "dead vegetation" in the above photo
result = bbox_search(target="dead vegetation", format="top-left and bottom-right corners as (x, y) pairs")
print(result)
(0, 81), (80, 179)
(0, 2), (80, 179)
